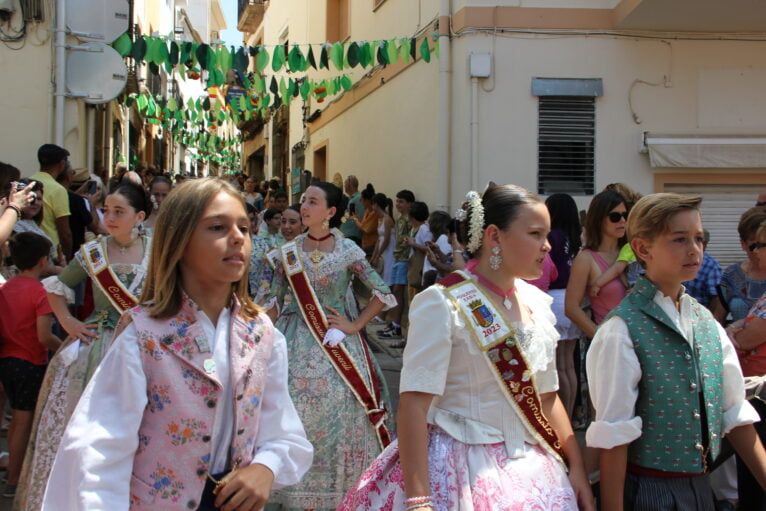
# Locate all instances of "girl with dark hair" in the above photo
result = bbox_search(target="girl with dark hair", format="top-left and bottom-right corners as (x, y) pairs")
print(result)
(16, 182), (153, 510)
(370, 193), (395, 285)
(340, 184), (593, 511)
(421, 211), (453, 288)
(544, 193), (583, 418)
(143, 176), (172, 231)
(267, 183), (397, 510)
(565, 190), (628, 338)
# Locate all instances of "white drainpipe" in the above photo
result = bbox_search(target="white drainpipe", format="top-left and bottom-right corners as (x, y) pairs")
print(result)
(437, 0), (451, 211)
(54, 0), (66, 145)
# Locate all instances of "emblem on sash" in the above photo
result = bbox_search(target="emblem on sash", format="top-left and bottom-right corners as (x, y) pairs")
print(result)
(469, 299), (494, 328)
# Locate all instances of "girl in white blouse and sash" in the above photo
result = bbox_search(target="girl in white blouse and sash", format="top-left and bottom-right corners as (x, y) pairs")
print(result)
(339, 184), (594, 511)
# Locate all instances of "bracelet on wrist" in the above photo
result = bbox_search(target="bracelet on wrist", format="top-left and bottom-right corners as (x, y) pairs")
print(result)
(405, 496), (432, 505)
(6, 204), (21, 220)
(405, 503), (433, 511)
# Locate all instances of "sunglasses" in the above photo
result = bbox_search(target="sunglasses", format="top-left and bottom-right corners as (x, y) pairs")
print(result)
(757, 201), (766, 207)
(749, 242), (766, 252)
(608, 211), (628, 223)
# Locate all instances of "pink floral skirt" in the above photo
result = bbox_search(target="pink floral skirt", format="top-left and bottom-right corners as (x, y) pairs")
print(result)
(338, 427), (577, 511)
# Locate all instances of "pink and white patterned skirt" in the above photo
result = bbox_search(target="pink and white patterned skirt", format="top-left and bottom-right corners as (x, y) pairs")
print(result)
(338, 426), (577, 511)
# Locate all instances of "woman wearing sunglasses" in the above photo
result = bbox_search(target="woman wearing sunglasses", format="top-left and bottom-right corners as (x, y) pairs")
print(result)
(565, 190), (628, 339)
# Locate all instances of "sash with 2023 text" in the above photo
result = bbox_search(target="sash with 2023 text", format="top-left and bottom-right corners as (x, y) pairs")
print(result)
(437, 271), (566, 466)
(279, 240), (391, 449)
(81, 237), (139, 313)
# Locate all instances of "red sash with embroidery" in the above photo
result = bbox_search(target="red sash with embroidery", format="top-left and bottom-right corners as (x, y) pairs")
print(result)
(280, 241), (391, 449)
(81, 238), (139, 313)
(437, 271), (565, 465)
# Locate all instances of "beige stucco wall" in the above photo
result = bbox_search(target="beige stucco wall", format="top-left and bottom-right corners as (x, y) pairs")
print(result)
(448, 35), (766, 210)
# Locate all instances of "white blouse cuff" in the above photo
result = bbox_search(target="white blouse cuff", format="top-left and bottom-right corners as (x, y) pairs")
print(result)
(372, 289), (397, 311)
(43, 276), (75, 304)
(585, 416), (643, 449)
(723, 399), (760, 435)
(251, 451), (283, 484)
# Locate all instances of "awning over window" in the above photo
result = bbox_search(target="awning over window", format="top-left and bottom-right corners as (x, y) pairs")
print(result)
(644, 132), (766, 168)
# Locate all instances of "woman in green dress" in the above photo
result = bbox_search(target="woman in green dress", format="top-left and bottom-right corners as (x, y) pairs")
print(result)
(267, 182), (396, 510)
(14, 182), (151, 511)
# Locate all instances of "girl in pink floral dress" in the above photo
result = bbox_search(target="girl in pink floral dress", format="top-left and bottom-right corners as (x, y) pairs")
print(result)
(41, 179), (312, 510)
(340, 185), (594, 511)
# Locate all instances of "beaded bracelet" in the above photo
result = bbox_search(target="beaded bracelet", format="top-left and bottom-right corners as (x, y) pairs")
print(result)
(5, 204), (21, 220)
(405, 496), (432, 505)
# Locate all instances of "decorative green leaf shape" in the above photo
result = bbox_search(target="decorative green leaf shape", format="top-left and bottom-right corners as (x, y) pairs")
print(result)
(202, 97), (211, 111)
(307, 46), (317, 69)
(399, 38), (410, 63)
(320, 45), (329, 69)
(386, 39), (398, 64)
(377, 40), (388, 66)
(167, 97), (177, 112)
(340, 75), (353, 91)
(330, 42), (344, 70)
(197, 43), (211, 70)
(113, 32), (132, 57)
(347, 42), (360, 67)
(359, 41), (371, 68)
(255, 47), (269, 73)
(272, 44), (285, 72)
(234, 47), (248, 74)
(132, 36), (146, 61)
(169, 41), (179, 65)
(288, 45), (305, 72)
(269, 76), (278, 94)
(299, 79), (310, 100)
(410, 38), (417, 61)
(420, 38), (431, 63)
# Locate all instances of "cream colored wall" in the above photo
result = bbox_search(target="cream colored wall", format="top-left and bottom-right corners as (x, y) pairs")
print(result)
(0, 26), (54, 176)
(309, 60), (439, 204)
(448, 35), (766, 209)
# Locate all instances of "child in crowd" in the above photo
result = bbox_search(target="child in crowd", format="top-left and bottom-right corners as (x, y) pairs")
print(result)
(378, 190), (415, 340)
(586, 193), (766, 510)
(0, 232), (62, 498)
(42, 178), (312, 510)
(421, 211), (452, 288)
(404, 201), (430, 302)
(258, 208), (284, 249)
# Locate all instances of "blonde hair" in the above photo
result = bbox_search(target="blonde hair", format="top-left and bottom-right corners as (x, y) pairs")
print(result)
(627, 192), (702, 243)
(756, 219), (766, 242)
(141, 178), (260, 320)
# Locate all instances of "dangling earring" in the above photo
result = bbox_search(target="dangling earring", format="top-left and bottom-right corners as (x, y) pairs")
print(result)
(490, 246), (502, 270)
(150, 195), (159, 209)
(321, 218), (330, 230)
(131, 221), (142, 240)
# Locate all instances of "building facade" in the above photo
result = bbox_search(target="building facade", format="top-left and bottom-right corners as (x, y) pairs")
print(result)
(241, 0), (766, 264)
(0, 0), (227, 180)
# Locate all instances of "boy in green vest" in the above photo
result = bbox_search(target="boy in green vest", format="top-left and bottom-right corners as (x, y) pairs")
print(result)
(585, 193), (766, 510)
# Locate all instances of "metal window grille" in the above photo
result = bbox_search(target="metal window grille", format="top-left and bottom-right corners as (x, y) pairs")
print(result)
(537, 96), (595, 196)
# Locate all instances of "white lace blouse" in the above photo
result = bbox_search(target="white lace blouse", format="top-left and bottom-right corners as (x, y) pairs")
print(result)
(400, 276), (560, 459)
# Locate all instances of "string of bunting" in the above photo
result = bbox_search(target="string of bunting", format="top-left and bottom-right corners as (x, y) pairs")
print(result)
(113, 33), (439, 168)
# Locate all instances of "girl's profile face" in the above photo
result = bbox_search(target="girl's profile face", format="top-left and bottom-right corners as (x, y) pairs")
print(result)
(494, 202), (551, 280)
(181, 192), (251, 291)
(300, 186), (334, 228)
(103, 192), (144, 238)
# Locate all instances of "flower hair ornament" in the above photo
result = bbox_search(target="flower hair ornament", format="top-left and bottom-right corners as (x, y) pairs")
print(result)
(463, 191), (485, 254)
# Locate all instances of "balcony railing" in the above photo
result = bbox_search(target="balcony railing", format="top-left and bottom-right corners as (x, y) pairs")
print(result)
(237, 0), (266, 33)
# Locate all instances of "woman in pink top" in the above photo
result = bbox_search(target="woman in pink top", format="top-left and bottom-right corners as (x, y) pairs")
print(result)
(565, 190), (628, 336)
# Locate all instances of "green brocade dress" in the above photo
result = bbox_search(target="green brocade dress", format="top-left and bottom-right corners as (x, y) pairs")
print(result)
(267, 234), (396, 511)
(14, 235), (150, 511)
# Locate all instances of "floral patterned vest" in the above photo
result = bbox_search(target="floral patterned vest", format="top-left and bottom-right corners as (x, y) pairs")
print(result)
(127, 296), (275, 510)
(609, 276), (724, 474)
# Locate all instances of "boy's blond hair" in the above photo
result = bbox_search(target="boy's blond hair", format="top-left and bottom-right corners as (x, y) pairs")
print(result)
(141, 177), (260, 320)
(626, 193), (702, 267)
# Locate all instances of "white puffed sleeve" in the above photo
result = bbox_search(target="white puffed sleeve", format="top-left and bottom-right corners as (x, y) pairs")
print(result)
(400, 286), (454, 396)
